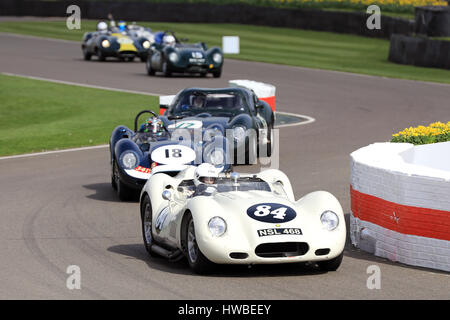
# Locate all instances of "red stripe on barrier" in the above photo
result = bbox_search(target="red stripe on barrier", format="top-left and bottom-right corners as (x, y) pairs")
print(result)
(350, 185), (450, 241)
(260, 96), (276, 111)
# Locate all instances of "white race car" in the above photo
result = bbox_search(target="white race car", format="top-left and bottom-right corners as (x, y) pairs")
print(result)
(139, 164), (346, 274)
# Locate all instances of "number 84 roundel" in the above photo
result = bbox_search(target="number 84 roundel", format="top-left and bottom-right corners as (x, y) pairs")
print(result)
(247, 203), (297, 223)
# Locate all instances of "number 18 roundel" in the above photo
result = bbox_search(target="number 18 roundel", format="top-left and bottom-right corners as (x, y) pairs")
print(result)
(151, 145), (197, 165)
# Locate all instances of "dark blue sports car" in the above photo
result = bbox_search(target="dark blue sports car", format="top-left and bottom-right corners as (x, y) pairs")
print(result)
(159, 87), (275, 164)
(110, 110), (230, 201)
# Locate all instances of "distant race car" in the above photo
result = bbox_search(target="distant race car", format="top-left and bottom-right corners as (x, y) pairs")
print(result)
(139, 163), (346, 274)
(159, 87), (275, 163)
(110, 110), (230, 201)
(145, 31), (223, 77)
(82, 21), (152, 62)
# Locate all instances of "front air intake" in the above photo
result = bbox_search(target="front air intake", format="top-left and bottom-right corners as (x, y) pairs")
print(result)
(255, 242), (309, 258)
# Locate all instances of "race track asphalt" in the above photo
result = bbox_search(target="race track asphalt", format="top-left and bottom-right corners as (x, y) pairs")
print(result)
(0, 32), (449, 299)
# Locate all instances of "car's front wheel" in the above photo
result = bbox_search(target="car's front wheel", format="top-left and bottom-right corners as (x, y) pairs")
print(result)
(184, 213), (214, 274)
(141, 195), (159, 257)
(113, 160), (133, 201)
(146, 57), (155, 76)
(162, 60), (171, 77)
(212, 69), (222, 78)
(82, 46), (91, 61)
(317, 251), (344, 271)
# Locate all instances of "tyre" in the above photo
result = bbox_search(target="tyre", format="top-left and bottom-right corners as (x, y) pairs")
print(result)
(146, 57), (155, 76)
(212, 69), (222, 78)
(162, 60), (171, 77)
(97, 49), (106, 61)
(82, 46), (91, 61)
(113, 161), (133, 201)
(184, 213), (214, 274)
(141, 195), (159, 257)
(317, 251), (344, 271)
(111, 160), (117, 191)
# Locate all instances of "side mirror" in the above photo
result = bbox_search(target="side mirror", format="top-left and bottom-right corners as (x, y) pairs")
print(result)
(255, 102), (264, 109)
(162, 190), (172, 201)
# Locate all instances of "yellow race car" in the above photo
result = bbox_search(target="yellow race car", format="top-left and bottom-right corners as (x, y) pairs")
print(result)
(82, 21), (152, 62)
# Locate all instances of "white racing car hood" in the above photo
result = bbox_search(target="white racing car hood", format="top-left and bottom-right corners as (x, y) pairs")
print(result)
(190, 190), (304, 231)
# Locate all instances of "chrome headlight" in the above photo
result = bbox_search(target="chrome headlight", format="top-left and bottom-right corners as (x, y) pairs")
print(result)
(101, 39), (110, 48)
(120, 152), (138, 169)
(320, 210), (339, 231)
(232, 126), (246, 142)
(142, 40), (151, 49)
(208, 217), (227, 237)
(212, 52), (222, 64)
(168, 52), (179, 63)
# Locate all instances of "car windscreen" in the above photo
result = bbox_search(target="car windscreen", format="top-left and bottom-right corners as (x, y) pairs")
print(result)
(199, 177), (271, 194)
(170, 92), (249, 118)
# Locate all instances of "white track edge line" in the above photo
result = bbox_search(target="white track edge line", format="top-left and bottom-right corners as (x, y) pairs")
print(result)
(0, 145), (109, 160)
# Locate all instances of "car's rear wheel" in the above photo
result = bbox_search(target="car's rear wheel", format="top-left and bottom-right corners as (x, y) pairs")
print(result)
(184, 213), (214, 274)
(317, 251), (344, 271)
(141, 195), (159, 257)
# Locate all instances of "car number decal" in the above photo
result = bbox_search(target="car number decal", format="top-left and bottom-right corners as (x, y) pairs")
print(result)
(168, 120), (203, 129)
(151, 145), (196, 165)
(247, 203), (296, 223)
(257, 228), (302, 237)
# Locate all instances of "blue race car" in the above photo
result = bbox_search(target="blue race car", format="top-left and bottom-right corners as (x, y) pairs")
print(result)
(110, 110), (230, 201)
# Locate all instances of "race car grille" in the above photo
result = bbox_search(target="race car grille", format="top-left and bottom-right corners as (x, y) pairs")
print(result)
(255, 242), (309, 258)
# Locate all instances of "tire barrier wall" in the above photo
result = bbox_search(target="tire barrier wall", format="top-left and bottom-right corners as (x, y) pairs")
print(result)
(415, 6), (450, 37)
(388, 34), (450, 69)
(350, 142), (450, 272)
(0, 0), (414, 39)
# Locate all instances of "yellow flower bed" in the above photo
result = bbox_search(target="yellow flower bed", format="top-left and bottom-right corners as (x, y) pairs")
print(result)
(255, 0), (448, 13)
(271, 0), (447, 5)
(392, 122), (450, 144)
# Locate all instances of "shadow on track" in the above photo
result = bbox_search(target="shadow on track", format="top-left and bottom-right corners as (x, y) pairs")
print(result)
(83, 182), (139, 203)
(108, 243), (328, 277)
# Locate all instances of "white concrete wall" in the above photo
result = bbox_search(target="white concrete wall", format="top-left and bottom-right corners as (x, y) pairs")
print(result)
(350, 142), (450, 272)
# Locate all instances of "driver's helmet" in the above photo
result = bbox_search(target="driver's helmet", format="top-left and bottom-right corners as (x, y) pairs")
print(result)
(97, 21), (108, 32)
(118, 21), (127, 32)
(141, 117), (164, 134)
(162, 34), (176, 46)
(191, 95), (206, 108)
(194, 163), (220, 187)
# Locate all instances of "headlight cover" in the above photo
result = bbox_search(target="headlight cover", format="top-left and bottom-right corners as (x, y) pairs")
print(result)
(232, 125), (246, 142)
(120, 152), (138, 169)
(142, 40), (151, 49)
(101, 39), (110, 48)
(320, 210), (339, 231)
(168, 52), (179, 63)
(208, 216), (227, 237)
(212, 52), (223, 64)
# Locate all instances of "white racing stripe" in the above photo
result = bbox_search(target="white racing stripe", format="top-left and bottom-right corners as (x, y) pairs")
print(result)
(1, 72), (164, 96)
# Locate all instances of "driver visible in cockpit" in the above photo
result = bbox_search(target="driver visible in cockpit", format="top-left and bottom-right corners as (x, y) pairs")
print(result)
(136, 117), (166, 144)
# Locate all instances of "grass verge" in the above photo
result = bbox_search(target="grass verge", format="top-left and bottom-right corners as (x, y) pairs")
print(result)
(0, 73), (158, 156)
(0, 20), (449, 84)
